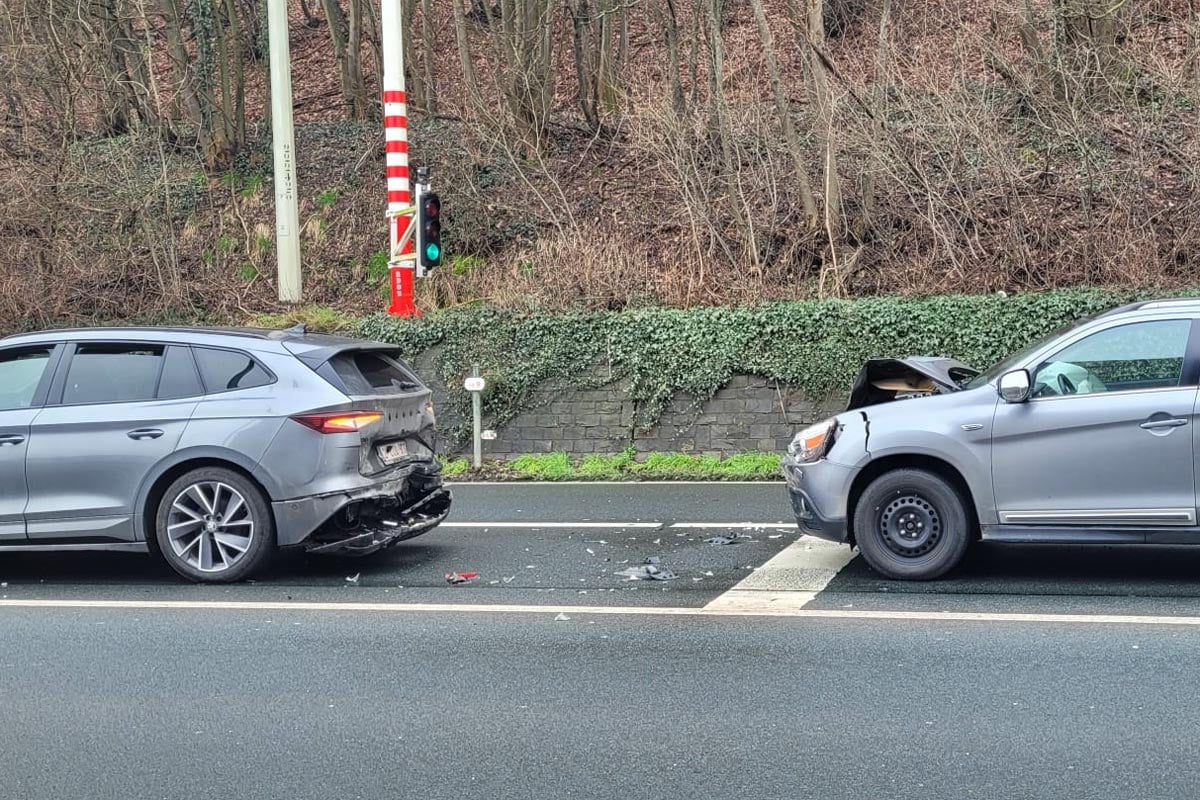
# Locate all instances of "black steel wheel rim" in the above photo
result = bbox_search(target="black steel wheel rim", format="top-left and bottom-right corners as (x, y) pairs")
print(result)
(878, 493), (942, 557)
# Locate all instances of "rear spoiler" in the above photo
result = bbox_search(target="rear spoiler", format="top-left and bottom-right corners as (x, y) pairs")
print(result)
(282, 340), (398, 370)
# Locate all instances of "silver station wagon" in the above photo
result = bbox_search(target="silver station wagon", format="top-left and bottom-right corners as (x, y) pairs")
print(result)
(0, 325), (451, 582)
(784, 298), (1200, 580)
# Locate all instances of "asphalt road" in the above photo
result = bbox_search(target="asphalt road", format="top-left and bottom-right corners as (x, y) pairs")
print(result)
(6, 482), (1200, 798)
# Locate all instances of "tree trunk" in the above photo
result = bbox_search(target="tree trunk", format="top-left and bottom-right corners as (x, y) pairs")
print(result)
(451, 0), (484, 110)
(419, 0), (438, 113)
(748, 0), (818, 226)
(569, 0), (601, 131)
(701, 0), (754, 262)
(157, 0), (233, 167)
(401, 0), (426, 109)
(858, 0), (891, 237)
(1055, 0), (1121, 84)
(347, 0), (368, 119)
(654, 0), (685, 116)
(224, 0), (247, 144)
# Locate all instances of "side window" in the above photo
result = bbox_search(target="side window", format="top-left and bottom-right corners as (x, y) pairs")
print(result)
(194, 348), (273, 393)
(62, 344), (164, 405)
(0, 347), (54, 411)
(157, 346), (204, 400)
(1033, 320), (1191, 398)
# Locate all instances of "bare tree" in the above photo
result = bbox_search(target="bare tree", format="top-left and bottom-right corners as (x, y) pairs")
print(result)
(748, 0), (818, 227)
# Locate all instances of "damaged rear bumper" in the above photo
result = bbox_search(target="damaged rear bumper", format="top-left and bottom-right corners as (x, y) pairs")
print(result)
(272, 461), (452, 554)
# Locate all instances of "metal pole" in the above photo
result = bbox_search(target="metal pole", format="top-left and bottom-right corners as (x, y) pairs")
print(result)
(266, 0), (301, 303)
(381, 0), (418, 316)
(471, 364), (482, 468)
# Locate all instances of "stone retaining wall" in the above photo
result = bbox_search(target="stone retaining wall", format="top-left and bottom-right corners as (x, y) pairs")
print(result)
(413, 353), (842, 457)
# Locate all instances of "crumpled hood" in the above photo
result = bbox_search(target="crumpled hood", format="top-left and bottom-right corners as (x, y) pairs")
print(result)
(847, 356), (979, 410)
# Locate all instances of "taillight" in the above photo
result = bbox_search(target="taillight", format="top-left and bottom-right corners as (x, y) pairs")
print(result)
(292, 411), (383, 434)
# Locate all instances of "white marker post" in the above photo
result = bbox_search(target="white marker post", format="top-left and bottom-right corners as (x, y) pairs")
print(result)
(266, 0), (302, 303)
(465, 365), (486, 468)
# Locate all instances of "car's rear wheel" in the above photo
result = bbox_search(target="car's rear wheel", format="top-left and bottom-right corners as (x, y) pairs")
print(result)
(853, 468), (971, 580)
(154, 467), (275, 583)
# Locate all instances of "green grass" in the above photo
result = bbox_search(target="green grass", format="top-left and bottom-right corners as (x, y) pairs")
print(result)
(316, 189), (338, 210)
(439, 450), (783, 482)
(250, 305), (354, 332)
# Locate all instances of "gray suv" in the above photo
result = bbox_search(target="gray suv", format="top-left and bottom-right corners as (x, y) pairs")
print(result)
(784, 298), (1200, 580)
(0, 325), (450, 582)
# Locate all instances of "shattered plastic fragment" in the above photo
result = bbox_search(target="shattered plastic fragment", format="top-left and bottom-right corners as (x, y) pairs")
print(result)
(614, 558), (678, 581)
(705, 532), (754, 546)
(345, 573), (360, 583)
(445, 572), (479, 585)
(554, 612), (570, 621)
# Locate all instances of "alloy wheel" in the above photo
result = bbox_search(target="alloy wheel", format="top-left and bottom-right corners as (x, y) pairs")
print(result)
(165, 481), (255, 573)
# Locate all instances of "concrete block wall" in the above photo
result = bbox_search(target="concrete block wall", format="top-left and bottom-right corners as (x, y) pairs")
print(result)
(411, 351), (842, 458)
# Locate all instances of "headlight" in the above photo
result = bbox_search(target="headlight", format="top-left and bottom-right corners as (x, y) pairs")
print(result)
(787, 418), (837, 462)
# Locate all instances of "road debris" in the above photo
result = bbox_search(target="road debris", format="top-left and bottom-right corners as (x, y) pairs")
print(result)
(345, 573), (360, 583)
(445, 572), (479, 585)
(614, 558), (677, 581)
(502, 576), (515, 583)
(554, 612), (571, 621)
(705, 533), (754, 545)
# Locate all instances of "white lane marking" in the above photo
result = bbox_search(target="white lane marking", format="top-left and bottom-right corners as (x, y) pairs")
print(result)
(703, 536), (855, 612)
(441, 522), (663, 529)
(2, 598), (1200, 626)
(669, 522), (797, 529)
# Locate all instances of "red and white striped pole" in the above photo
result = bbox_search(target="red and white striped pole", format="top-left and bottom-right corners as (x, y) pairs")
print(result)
(381, 0), (418, 317)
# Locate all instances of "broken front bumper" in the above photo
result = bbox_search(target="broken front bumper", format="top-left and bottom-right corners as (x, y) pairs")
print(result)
(272, 461), (452, 554)
(783, 455), (852, 544)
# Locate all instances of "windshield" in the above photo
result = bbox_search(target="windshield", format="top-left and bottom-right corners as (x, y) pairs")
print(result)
(963, 316), (1093, 389)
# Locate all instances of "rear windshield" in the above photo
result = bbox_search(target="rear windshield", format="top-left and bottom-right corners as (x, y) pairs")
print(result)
(328, 350), (423, 395)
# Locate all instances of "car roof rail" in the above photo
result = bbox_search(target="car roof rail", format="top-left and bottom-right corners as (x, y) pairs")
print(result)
(1134, 298), (1200, 310)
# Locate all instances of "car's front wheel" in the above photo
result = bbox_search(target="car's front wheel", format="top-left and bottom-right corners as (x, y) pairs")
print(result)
(853, 468), (971, 580)
(154, 467), (276, 583)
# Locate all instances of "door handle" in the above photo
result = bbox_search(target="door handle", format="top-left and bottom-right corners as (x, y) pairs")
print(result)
(0, 434), (25, 446)
(1140, 418), (1188, 430)
(127, 428), (164, 440)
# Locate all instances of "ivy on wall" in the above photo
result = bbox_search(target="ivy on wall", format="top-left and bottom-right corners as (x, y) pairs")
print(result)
(356, 288), (1165, 433)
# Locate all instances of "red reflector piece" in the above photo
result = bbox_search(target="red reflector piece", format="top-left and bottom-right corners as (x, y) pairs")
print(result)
(292, 412), (383, 434)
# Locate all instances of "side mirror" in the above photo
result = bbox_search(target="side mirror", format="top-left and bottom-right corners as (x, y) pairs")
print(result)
(998, 369), (1031, 403)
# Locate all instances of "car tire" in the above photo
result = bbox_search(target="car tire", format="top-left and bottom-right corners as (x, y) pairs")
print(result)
(853, 468), (971, 580)
(154, 467), (276, 583)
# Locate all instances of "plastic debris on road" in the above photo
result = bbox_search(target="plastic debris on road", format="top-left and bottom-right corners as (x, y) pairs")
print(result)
(345, 573), (360, 583)
(705, 532), (754, 546)
(614, 557), (677, 581)
(445, 571), (479, 585)
(554, 612), (570, 621)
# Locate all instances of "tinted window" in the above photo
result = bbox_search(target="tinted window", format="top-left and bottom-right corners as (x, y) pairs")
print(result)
(194, 348), (272, 393)
(1033, 320), (1191, 398)
(63, 344), (164, 404)
(157, 346), (204, 400)
(0, 347), (53, 410)
(330, 351), (422, 395)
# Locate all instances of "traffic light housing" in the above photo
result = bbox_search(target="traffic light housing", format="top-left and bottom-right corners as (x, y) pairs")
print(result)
(418, 192), (442, 270)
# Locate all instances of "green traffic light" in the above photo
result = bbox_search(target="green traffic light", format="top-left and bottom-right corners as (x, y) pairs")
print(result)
(425, 242), (441, 262)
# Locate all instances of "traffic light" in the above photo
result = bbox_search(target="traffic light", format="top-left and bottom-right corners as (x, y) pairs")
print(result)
(417, 192), (442, 270)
